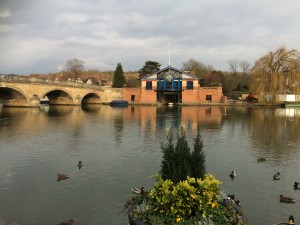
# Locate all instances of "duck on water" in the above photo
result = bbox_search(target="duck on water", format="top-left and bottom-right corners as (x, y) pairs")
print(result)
(273, 172), (280, 180)
(78, 160), (83, 169)
(294, 182), (300, 190)
(132, 187), (144, 195)
(230, 171), (237, 180)
(57, 174), (70, 181)
(275, 215), (295, 225)
(279, 195), (295, 204)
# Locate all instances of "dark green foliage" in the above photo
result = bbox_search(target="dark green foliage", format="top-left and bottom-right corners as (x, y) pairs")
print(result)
(161, 130), (175, 181)
(161, 128), (206, 183)
(138, 61), (161, 79)
(190, 131), (206, 179)
(173, 129), (191, 183)
(112, 63), (125, 88)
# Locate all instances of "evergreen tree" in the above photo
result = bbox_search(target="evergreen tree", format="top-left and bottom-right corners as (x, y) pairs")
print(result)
(173, 128), (191, 183)
(138, 61), (161, 79)
(160, 128), (206, 183)
(112, 63), (125, 88)
(161, 130), (175, 181)
(190, 130), (206, 179)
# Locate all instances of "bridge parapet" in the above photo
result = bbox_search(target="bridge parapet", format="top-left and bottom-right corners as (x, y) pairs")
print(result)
(0, 78), (106, 107)
(0, 77), (103, 90)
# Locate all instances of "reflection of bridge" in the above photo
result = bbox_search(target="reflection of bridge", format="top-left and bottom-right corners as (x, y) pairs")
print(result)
(0, 78), (106, 107)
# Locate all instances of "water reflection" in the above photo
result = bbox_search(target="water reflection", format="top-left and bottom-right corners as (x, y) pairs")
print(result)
(81, 104), (101, 113)
(113, 115), (124, 144)
(45, 105), (74, 116)
(246, 108), (300, 161)
(1, 105), (300, 225)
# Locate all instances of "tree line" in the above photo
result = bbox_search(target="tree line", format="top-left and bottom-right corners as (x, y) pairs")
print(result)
(28, 46), (300, 102)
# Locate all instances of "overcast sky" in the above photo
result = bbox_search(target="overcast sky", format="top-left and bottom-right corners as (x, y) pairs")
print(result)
(1, 0), (300, 75)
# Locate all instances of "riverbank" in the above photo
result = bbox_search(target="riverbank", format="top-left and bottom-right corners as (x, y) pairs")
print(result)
(120, 102), (283, 107)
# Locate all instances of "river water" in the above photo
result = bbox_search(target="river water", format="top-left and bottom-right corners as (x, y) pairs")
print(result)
(0, 105), (299, 225)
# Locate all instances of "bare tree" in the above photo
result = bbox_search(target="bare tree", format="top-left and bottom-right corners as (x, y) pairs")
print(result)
(239, 60), (251, 74)
(65, 58), (85, 80)
(250, 47), (300, 102)
(228, 60), (238, 75)
(182, 59), (214, 79)
(239, 60), (251, 86)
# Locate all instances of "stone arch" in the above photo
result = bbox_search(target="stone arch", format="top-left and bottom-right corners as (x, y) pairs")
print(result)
(81, 92), (101, 104)
(41, 88), (75, 105)
(0, 85), (31, 107)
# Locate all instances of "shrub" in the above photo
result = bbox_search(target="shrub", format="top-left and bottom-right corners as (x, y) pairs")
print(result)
(161, 128), (206, 183)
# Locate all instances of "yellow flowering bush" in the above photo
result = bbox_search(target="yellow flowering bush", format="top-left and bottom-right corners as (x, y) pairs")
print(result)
(124, 174), (246, 224)
(147, 174), (221, 221)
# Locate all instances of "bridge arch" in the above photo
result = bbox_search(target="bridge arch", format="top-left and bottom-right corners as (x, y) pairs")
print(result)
(0, 85), (31, 107)
(41, 88), (75, 105)
(81, 92), (101, 104)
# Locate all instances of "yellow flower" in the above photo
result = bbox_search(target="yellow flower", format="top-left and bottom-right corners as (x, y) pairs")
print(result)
(176, 217), (181, 223)
(212, 202), (217, 208)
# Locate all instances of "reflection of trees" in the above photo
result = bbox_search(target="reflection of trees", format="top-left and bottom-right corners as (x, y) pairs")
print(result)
(113, 115), (123, 144)
(46, 105), (73, 117)
(247, 108), (300, 157)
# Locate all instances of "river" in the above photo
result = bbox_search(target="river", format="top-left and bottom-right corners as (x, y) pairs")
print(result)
(0, 105), (299, 225)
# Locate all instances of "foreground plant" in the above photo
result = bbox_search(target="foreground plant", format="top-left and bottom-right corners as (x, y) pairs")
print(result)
(122, 128), (246, 224)
(125, 174), (245, 225)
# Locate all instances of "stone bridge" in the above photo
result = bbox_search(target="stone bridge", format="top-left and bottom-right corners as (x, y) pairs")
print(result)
(0, 78), (121, 107)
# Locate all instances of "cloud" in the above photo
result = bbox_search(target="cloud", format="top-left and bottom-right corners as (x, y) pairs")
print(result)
(0, 0), (300, 74)
(0, 10), (11, 18)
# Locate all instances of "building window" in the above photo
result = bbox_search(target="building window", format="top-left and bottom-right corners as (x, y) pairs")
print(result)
(187, 81), (193, 90)
(157, 80), (164, 90)
(174, 81), (179, 89)
(206, 95), (212, 103)
(146, 81), (152, 90)
(166, 81), (172, 89)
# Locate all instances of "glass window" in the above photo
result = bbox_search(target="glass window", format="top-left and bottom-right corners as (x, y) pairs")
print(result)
(146, 81), (152, 90)
(157, 80), (164, 90)
(166, 81), (172, 89)
(174, 81), (179, 89)
(187, 81), (193, 89)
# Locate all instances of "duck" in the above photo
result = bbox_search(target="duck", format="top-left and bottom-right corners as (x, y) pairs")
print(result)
(57, 174), (70, 181)
(132, 187), (144, 195)
(229, 171), (236, 179)
(78, 161), (83, 169)
(257, 157), (266, 163)
(275, 215), (295, 225)
(227, 194), (241, 206)
(273, 172), (280, 180)
(279, 195), (295, 204)
(57, 219), (75, 225)
(294, 182), (300, 190)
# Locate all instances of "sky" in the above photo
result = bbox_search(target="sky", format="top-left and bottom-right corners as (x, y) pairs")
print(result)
(0, 0), (300, 75)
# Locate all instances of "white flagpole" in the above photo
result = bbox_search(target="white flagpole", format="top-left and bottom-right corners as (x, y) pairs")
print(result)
(169, 41), (171, 66)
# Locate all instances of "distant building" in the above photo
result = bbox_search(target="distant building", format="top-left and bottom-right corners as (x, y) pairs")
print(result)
(86, 79), (93, 85)
(123, 66), (226, 104)
(0, 74), (19, 79)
